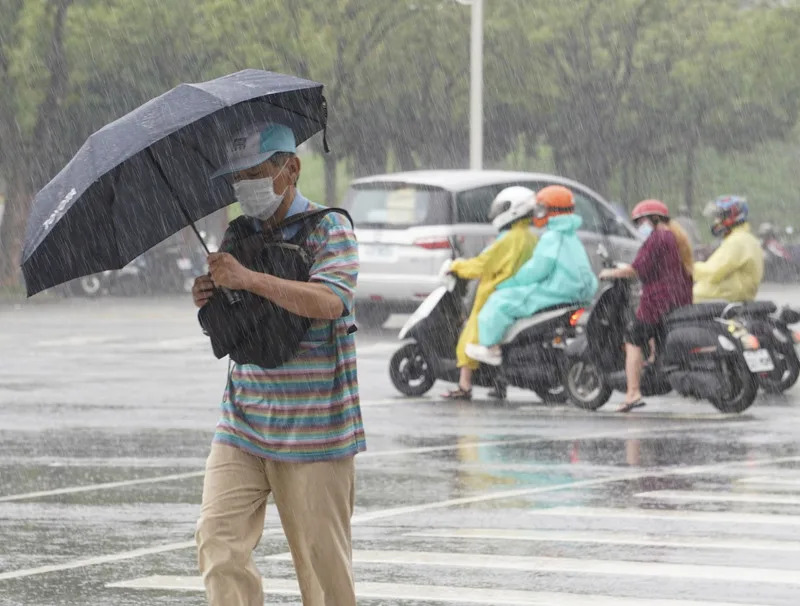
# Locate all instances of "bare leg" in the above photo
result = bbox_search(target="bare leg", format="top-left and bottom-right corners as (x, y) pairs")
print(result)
(459, 367), (473, 391)
(620, 342), (644, 409)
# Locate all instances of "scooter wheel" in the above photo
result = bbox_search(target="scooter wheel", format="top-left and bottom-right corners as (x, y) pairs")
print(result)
(760, 346), (800, 394)
(389, 343), (435, 397)
(710, 357), (758, 413)
(565, 357), (612, 410)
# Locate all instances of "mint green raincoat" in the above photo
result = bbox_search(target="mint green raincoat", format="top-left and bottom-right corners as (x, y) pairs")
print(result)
(477, 214), (598, 346)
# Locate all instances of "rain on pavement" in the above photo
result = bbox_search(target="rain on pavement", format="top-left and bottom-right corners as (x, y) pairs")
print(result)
(1, 286), (800, 606)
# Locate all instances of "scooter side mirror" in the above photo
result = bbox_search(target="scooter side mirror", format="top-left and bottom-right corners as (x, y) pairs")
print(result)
(596, 243), (616, 269)
(778, 306), (800, 325)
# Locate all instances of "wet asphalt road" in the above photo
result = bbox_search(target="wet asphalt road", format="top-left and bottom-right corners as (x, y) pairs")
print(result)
(1, 287), (800, 605)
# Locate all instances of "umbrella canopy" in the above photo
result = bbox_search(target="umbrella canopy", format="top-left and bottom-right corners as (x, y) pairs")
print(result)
(21, 69), (328, 296)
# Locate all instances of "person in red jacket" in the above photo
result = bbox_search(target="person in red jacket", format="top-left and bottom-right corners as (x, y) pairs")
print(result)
(599, 200), (693, 412)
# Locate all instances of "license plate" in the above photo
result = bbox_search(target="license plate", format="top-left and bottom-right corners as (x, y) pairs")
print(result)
(743, 349), (775, 373)
(361, 244), (396, 261)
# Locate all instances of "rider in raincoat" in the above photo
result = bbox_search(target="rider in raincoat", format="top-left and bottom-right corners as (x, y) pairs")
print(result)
(467, 185), (598, 366)
(693, 196), (763, 302)
(442, 187), (538, 400)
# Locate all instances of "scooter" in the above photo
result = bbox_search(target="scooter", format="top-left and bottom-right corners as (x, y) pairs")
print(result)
(563, 254), (763, 414)
(762, 235), (800, 282)
(721, 302), (800, 394)
(388, 261), (583, 402)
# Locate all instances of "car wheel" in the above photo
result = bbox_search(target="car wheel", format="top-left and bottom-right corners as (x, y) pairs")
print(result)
(389, 343), (435, 396)
(72, 275), (103, 297)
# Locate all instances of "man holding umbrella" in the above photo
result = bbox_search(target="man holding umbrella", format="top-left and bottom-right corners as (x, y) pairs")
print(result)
(20, 69), (363, 606)
(192, 122), (365, 606)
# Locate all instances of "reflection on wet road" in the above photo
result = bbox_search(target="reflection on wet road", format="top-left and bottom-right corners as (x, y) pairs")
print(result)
(1, 296), (800, 605)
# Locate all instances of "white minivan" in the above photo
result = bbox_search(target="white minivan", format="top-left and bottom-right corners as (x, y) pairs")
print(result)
(341, 170), (641, 325)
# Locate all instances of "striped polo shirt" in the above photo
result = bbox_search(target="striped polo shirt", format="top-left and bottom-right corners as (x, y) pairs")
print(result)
(212, 191), (366, 462)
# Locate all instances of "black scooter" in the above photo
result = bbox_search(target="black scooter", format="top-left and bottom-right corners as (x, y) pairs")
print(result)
(388, 265), (583, 402)
(720, 302), (800, 394)
(563, 256), (762, 413)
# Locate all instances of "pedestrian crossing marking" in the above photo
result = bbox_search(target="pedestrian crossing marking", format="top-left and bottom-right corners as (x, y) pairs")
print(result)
(265, 549), (800, 585)
(406, 528), (800, 552)
(105, 575), (773, 605)
(636, 489), (800, 506)
(527, 506), (800, 526)
(738, 475), (800, 488)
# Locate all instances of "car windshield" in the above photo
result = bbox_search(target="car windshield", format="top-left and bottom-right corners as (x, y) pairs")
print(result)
(342, 184), (451, 228)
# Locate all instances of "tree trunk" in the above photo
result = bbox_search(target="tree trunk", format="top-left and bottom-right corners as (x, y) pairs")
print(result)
(684, 139), (697, 213)
(394, 143), (416, 172)
(0, 0), (74, 289)
(620, 155), (631, 211)
(324, 153), (337, 207)
(0, 171), (32, 289)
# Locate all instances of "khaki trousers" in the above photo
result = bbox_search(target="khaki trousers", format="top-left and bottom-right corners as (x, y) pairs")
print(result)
(196, 443), (356, 606)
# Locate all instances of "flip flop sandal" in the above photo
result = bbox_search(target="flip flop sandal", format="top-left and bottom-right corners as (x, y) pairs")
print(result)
(442, 387), (473, 401)
(618, 400), (646, 413)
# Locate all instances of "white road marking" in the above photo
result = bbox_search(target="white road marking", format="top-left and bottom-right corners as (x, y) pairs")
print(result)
(3, 450), (799, 581)
(0, 541), (193, 582)
(0, 421), (730, 503)
(34, 336), (117, 348)
(267, 549), (800, 585)
(121, 337), (209, 351)
(528, 506), (800, 527)
(348, 454), (800, 524)
(0, 471), (205, 503)
(356, 342), (401, 356)
(737, 475), (800, 488)
(636, 490), (800, 506)
(0, 530), (287, 582)
(105, 575), (770, 606)
(405, 528), (800, 552)
(32, 335), (401, 355)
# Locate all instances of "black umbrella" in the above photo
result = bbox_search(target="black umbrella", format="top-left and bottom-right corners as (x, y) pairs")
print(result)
(21, 69), (329, 296)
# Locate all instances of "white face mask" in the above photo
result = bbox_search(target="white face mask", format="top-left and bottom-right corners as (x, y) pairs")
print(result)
(637, 220), (654, 239)
(233, 161), (290, 220)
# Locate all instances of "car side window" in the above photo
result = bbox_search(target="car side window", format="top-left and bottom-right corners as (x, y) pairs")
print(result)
(597, 202), (635, 239)
(456, 185), (508, 223)
(570, 191), (604, 234)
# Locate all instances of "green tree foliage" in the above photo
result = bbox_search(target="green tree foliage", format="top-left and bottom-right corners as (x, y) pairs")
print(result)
(1, 0), (800, 286)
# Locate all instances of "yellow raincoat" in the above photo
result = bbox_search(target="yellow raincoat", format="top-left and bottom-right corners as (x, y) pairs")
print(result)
(450, 220), (538, 369)
(694, 223), (764, 302)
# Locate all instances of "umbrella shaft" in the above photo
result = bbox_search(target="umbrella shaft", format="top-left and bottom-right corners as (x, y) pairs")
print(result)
(144, 146), (210, 255)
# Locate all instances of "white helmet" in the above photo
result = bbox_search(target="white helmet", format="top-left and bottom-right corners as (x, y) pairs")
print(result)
(488, 186), (536, 231)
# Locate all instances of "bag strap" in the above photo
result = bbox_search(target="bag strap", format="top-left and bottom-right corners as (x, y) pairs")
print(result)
(286, 208), (354, 245)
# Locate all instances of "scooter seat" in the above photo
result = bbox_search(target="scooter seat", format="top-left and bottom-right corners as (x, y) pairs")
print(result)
(667, 303), (729, 323)
(740, 301), (777, 315)
(502, 303), (581, 344)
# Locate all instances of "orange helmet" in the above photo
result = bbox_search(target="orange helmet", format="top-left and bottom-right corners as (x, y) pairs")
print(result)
(534, 185), (575, 227)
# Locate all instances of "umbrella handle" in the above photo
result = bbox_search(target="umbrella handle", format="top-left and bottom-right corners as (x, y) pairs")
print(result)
(221, 287), (241, 305)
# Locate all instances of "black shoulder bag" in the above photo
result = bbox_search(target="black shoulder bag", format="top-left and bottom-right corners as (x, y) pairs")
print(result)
(198, 208), (353, 369)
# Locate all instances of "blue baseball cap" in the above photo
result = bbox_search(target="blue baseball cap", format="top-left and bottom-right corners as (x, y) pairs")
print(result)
(211, 122), (296, 179)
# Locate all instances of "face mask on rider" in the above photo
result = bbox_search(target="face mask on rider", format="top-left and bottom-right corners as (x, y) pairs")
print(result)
(637, 220), (654, 239)
(234, 160), (290, 220)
